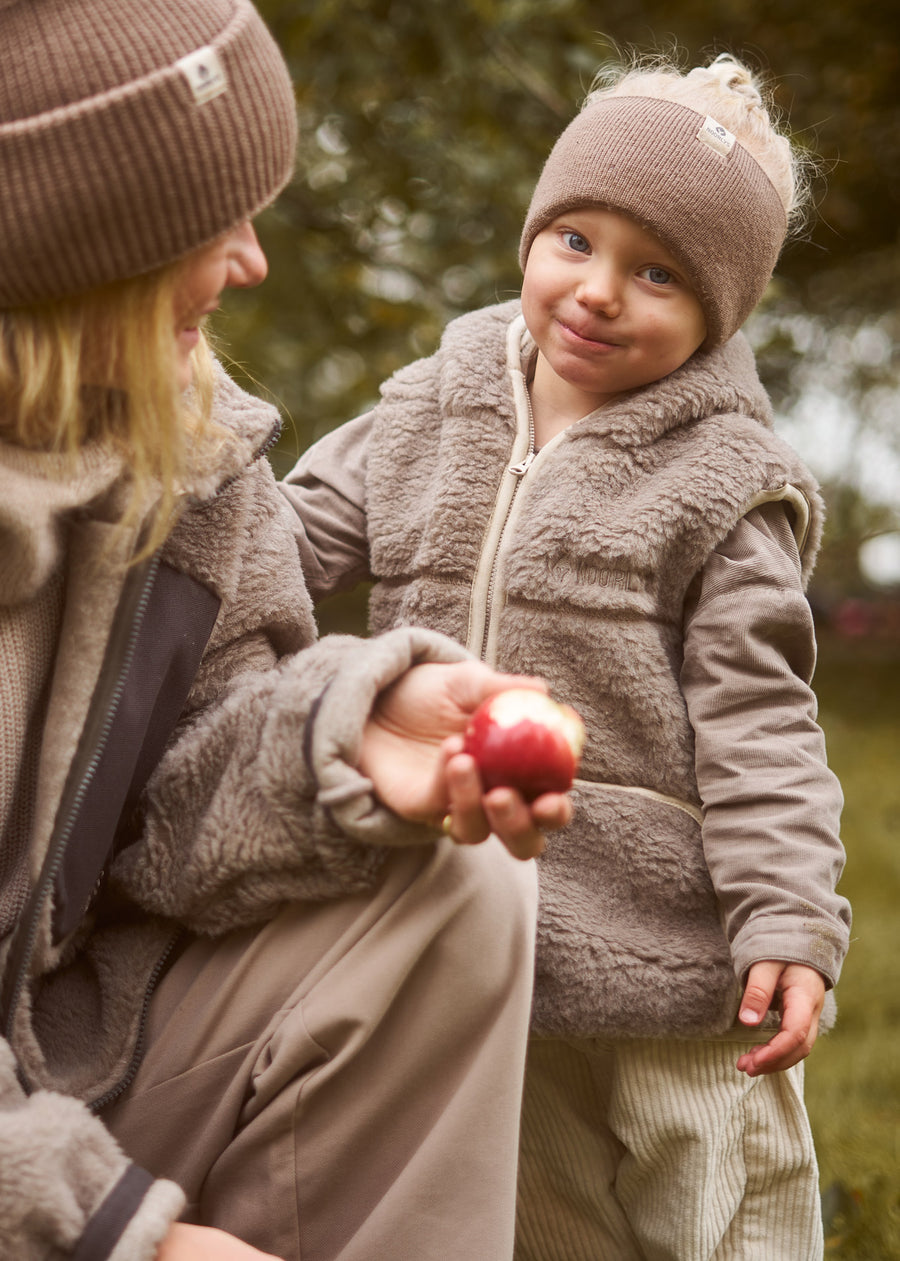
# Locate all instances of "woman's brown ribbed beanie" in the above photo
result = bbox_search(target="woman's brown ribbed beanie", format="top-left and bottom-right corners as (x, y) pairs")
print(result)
(0, 0), (297, 308)
(519, 96), (788, 348)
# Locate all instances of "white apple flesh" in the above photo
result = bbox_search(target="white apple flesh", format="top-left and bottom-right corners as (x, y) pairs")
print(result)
(462, 688), (585, 801)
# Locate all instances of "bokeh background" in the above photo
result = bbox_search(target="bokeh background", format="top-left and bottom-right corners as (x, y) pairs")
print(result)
(217, 2), (900, 1254)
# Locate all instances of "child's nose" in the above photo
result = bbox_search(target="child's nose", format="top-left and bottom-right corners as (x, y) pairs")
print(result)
(576, 261), (622, 316)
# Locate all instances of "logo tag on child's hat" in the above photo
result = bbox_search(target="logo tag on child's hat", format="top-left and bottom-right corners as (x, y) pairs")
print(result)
(697, 116), (736, 157)
(177, 47), (228, 105)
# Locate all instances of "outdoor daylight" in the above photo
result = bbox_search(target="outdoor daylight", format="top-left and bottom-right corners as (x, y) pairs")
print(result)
(218, 3), (899, 1256)
(1, 0), (897, 1258)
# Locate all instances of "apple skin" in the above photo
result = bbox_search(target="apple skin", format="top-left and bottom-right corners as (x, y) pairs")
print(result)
(462, 688), (585, 801)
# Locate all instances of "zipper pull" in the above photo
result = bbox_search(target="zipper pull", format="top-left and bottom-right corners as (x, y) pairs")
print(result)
(509, 450), (536, 477)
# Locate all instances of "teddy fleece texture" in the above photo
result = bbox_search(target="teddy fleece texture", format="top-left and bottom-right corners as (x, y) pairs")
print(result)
(0, 367), (469, 1260)
(282, 299), (850, 1041)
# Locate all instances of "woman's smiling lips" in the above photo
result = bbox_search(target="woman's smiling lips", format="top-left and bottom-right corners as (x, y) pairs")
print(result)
(176, 304), (219, 345)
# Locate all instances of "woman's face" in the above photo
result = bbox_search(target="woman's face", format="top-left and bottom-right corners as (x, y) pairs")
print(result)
(173, 220), (268, 389)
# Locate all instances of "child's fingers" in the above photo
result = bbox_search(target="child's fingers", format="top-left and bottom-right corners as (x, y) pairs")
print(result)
(738, 960), (782, 1026)
(736, 1025), (812, 1076)
(736, 979), (821, 1076)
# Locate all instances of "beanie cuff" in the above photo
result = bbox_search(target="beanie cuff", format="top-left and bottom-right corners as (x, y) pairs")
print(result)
(0, 0), (297, 307)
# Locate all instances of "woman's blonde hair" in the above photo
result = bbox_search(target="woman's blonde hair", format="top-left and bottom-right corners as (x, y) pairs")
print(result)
(0, 259), (220, 558)
(586, 52), (813, 235)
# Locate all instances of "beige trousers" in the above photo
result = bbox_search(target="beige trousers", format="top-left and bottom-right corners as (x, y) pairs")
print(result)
(102, 838), (538, 1261)
(515, 1035), (824, 1261)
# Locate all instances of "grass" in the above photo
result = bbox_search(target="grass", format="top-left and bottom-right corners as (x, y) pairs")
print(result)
(805, 645), (900, 1259)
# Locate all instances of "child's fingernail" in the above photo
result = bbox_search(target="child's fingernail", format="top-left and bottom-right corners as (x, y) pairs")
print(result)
(739, 1008), (758, 1024)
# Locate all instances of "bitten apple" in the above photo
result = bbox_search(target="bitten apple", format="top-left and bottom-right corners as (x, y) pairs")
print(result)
(462, 688), (585, 801)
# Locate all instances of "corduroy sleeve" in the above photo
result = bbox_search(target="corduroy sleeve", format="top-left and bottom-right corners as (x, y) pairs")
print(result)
(279, 411), (375, 603)
(681, 502), (851, 989)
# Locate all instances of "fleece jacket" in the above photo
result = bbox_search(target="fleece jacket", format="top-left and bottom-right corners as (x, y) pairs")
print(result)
(282, 300), (850, 1040)
(0, 366), (469, 1261)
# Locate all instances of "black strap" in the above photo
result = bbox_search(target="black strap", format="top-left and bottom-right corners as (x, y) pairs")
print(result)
(70, 1164), (156, 1261)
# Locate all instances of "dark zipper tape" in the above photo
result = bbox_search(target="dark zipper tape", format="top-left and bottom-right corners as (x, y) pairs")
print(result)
(0, 561), (218, 1049)
(1, 419), (275, 1076)
(0, 553), (157, 1048)
(53, 562), (220, 940)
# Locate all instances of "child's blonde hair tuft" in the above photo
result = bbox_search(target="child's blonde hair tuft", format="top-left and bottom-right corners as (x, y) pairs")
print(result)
(586, 52), (813, 235)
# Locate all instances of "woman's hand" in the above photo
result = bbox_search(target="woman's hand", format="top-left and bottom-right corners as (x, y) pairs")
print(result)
(156, 1223), (282, 1259)
(358, 661), (573, 859)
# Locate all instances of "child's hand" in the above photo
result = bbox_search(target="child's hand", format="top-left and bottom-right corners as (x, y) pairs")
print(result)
(735, 961), (826, 1076)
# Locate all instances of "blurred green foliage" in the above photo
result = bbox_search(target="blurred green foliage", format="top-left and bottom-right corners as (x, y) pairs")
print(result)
(217, 0), (899, 508)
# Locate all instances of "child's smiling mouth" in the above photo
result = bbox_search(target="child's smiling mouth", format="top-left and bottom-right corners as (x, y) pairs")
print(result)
(556, 317), (623, 349)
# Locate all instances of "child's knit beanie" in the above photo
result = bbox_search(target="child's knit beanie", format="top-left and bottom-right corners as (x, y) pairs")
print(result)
(519, 96), (788, 348)
(0, 0), (297, 308)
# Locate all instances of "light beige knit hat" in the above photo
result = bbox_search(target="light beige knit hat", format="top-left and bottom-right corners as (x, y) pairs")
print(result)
(0, 0), (297, 308)
(519, 96), (788, 348)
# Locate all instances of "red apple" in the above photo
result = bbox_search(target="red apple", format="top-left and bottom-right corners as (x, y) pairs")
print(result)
(462, 688), (585, 801)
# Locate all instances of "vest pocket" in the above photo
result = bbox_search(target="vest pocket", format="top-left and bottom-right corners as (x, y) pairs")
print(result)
(531, 781), (740, 1039)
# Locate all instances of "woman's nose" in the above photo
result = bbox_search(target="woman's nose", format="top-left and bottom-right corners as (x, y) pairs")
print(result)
(227, 221), (268, 289)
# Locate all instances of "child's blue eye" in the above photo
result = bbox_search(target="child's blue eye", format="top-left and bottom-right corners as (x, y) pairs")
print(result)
(644, 266), (673, 285)
(562, 231), (590, 254)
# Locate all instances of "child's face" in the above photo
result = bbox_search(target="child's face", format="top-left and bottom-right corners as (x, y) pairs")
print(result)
(521, 207), (707, 414)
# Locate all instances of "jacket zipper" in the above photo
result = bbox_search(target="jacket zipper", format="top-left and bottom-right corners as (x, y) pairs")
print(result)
(465, 321), (706, 823)
(88, 925), (187, 1113)
(85, 424), (284, 1106)
(214, 418), (282, 496)
(468, 321), (536, 662)
(469, 325), (568, 665)
(4, 419), (282, 1088)
(2, 551), (160, 1071)
(479, 392), (536, 661)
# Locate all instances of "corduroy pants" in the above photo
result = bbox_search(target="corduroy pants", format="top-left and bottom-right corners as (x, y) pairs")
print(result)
(102, 838), (538, 1261)
(515, 1034), (824, 1261)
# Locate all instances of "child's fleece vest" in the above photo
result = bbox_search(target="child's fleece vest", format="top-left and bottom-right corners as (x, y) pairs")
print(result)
(365, 301), (823, 1039)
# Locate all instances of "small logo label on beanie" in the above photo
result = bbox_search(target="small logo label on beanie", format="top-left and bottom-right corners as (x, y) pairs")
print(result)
(177, 47), (227, 105)
(697, 116), (735, 157)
